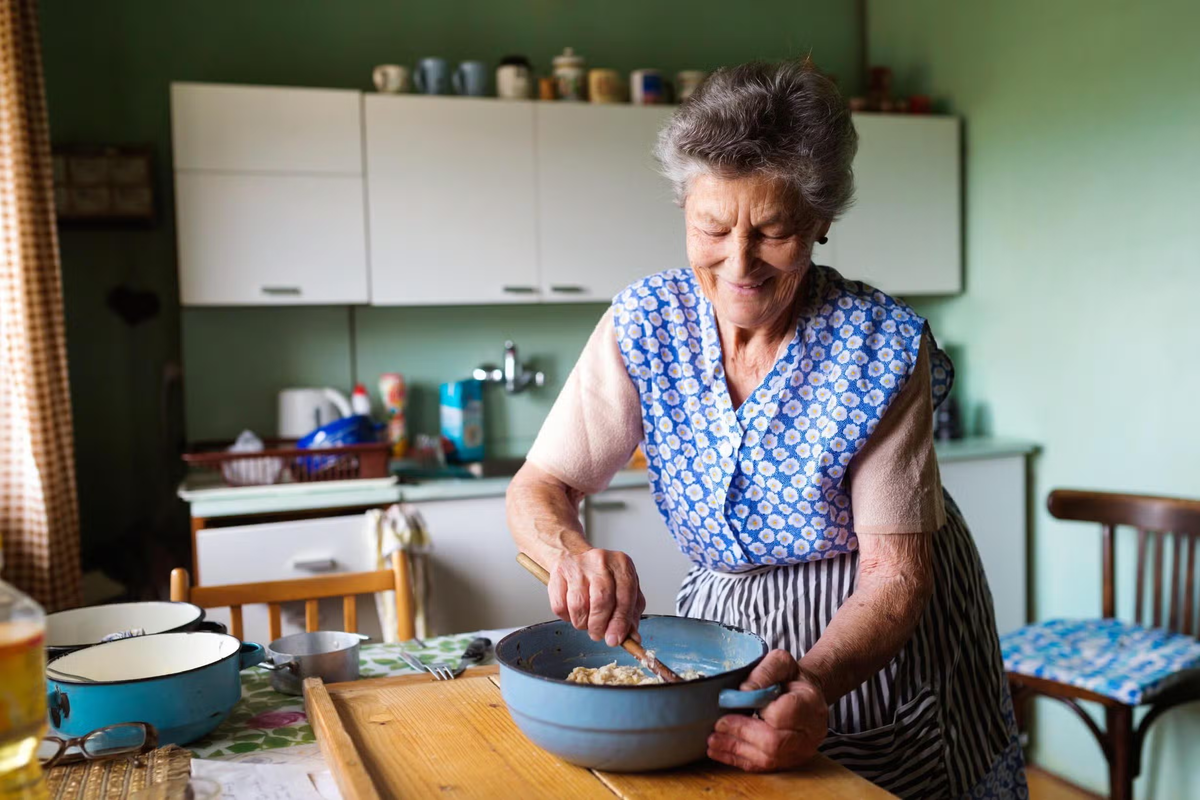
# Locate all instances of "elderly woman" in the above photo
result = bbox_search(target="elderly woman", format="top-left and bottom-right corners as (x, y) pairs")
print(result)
(507, 60), (1025, 799)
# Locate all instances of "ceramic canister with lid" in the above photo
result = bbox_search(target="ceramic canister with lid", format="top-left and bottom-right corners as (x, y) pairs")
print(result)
(552, 47), (586, 101)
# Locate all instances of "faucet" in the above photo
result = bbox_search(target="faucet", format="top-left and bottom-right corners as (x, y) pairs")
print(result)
(474, 340), (545, 394)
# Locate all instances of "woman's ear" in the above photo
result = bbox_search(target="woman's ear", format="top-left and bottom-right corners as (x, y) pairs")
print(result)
(815, 219), (832, 241)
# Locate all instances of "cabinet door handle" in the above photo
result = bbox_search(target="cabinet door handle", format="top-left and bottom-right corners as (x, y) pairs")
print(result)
(261, 285), (302, 296)
(291, 557), (337, 572)
(590, 499), (627, 511)
(502, 285), (538, 294)
(550, 285), (587, 294)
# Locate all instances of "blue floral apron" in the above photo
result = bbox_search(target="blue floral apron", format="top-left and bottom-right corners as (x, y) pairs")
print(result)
(612, 267), (1027, 800)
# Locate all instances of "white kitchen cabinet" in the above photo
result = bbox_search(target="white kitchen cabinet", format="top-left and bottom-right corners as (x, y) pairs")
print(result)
(365, 96), (540, 305)
(171, 82), (369, 306)
(175, 172), (368, 305)
(414, 495), (553, 634)
(535, 104), (686, 302)
(194, 514), (382, 644)
(939, 453), (1029, 636)
(585, 488), (692, 616)
(171, 83), (363, 174)
(822, 114), (961, 295)
(170, 84), (962, 308)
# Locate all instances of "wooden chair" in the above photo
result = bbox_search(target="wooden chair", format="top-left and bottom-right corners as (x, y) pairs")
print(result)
(1004, 489), (1200, 800)
(170, 550), (415, 642)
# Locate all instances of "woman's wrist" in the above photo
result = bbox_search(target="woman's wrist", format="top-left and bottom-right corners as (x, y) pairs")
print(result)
(535, 531), (592, 570)
(794, 661), (830, 706)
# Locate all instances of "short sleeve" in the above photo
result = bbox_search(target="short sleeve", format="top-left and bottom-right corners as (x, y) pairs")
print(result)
(847, 336), (946, 534)
(526, 308), (644, 494)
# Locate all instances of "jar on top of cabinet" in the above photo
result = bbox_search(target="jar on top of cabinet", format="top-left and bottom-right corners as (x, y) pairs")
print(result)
(552, 47), (587, 101)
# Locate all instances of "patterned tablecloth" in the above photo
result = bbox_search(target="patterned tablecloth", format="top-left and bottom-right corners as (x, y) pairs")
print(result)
(188, 632), (498, 760)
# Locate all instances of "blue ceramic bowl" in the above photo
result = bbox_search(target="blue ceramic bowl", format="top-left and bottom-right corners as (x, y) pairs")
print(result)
(496, 615), (779, 772)
(45, 632), (265, 746)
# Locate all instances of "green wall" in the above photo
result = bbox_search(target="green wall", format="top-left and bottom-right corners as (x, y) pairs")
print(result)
(869, 1), (1200, 796)
(39, 0), (864, 559)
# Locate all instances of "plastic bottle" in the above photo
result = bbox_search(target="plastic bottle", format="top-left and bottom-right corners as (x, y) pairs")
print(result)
(350, 383), (372, 417)
(0, 577), (47, 800)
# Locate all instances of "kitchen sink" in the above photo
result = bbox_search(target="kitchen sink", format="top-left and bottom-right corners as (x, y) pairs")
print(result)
(392, 457), (526, 483)
(467, 457), (526, 478)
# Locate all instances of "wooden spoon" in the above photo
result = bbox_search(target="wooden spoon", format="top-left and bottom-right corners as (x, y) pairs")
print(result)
(516, 552), (683, 684)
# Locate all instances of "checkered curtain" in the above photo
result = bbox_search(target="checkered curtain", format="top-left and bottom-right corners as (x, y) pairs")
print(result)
(0, 0), (83, 610)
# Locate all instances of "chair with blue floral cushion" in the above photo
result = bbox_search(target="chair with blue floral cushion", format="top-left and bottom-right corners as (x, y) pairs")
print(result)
(1001, 489), (1200, 800)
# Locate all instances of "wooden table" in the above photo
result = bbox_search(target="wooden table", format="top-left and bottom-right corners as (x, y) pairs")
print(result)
(305, 666), (896, 799)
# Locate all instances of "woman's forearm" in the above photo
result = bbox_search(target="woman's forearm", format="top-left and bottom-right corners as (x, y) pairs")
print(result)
(797, 532), (934, 704)
(505, 463), (591, 569)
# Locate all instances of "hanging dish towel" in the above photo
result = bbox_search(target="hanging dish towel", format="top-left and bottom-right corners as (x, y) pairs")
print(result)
(364, 504), (433, 640)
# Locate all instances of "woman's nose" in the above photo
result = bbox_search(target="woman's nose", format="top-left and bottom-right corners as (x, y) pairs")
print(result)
(724, 237), (756, 277)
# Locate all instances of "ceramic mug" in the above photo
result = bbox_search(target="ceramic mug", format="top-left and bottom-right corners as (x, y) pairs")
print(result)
(414, 57), (451, 95)
(630, 69), (666, 105)
(496, 63), (531, 99)
(453, 60), (489, 97)
(588, 69), (622, 104)
(372, 64), (411, 94)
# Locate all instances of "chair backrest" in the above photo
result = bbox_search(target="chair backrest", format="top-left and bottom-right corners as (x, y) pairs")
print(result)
(170, 549), (414, 642)
(1049, 489), (1200, 635)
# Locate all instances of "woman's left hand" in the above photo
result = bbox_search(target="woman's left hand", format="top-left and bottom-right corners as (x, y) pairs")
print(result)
(707, 649), (828, 772)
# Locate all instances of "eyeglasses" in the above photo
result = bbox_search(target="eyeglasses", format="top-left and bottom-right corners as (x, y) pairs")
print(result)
(38, 722), (158, 769)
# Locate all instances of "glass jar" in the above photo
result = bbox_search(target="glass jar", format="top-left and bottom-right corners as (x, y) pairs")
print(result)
(0, 578), (47, 800)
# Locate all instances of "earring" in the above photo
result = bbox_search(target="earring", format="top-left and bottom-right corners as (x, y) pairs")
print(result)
(818, 236), (828, 245)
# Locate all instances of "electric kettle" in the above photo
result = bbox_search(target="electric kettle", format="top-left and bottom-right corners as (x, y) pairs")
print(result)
(277, 387), (353, 439)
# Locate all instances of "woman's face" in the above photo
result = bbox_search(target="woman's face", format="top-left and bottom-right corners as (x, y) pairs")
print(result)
(684, 173), (831, 331)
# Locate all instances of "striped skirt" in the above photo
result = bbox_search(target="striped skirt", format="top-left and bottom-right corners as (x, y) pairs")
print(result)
(676, 492), (1028, 799)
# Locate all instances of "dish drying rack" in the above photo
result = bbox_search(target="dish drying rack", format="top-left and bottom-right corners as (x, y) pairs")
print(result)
(182, 439), (391, 487)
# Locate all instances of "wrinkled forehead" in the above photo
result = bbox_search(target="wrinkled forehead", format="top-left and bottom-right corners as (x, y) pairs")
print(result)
(683, 172), (813, 225)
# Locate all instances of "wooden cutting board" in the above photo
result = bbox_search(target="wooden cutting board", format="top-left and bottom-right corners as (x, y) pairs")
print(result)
(304, 666), (896, 799)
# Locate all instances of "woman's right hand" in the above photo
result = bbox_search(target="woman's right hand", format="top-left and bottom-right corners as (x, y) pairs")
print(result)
(548, 548), (646, 647)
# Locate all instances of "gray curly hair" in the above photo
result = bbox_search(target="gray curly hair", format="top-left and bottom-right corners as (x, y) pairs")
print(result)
(655, 58), (858, 220)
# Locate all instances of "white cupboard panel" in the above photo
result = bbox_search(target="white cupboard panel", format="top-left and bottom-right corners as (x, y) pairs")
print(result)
(586, 488), (691, 616)
(176, 172), (368, 305)
(536, 104), (686, 303)
(939, 455), (1028, 635)
(415, 496), (551, 633)
(827, 114), (961, 295)
(195, 514), (381, 644)
(171, 83), (363, 174)
(365, 96), (540, 305)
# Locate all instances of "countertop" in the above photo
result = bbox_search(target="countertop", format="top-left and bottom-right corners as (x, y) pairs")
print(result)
(179, 436), (1038, 520)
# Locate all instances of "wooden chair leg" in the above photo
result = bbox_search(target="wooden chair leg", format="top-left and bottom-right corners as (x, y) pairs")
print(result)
(391, 549), (416, 641)
(268, 603), (282, 642)
(1106, 704), (1135, 800)
(169, 568), (191, 603)
(1010, 680), (1033, 737)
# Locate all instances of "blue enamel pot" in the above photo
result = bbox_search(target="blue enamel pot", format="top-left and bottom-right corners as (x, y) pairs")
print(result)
(45, 632), (265, 746)
(496, 615), (780, 772)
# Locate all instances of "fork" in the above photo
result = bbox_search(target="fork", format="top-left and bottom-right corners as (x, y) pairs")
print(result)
(397, 648), (457, 680)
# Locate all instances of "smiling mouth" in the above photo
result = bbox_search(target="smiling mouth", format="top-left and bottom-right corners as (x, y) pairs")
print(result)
(725, 277), (772, 291)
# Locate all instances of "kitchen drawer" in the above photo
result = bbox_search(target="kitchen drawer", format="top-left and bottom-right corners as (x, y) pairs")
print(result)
(195, 514), (382, 643)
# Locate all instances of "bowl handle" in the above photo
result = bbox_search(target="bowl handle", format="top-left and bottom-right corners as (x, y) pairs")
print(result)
(718, 684), (782, 710)
(239, 642), (266, 670)
(47, 689), (69, 727)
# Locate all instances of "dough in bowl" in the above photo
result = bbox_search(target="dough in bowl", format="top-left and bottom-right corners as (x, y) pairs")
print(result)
(566, 660), (704, 686)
